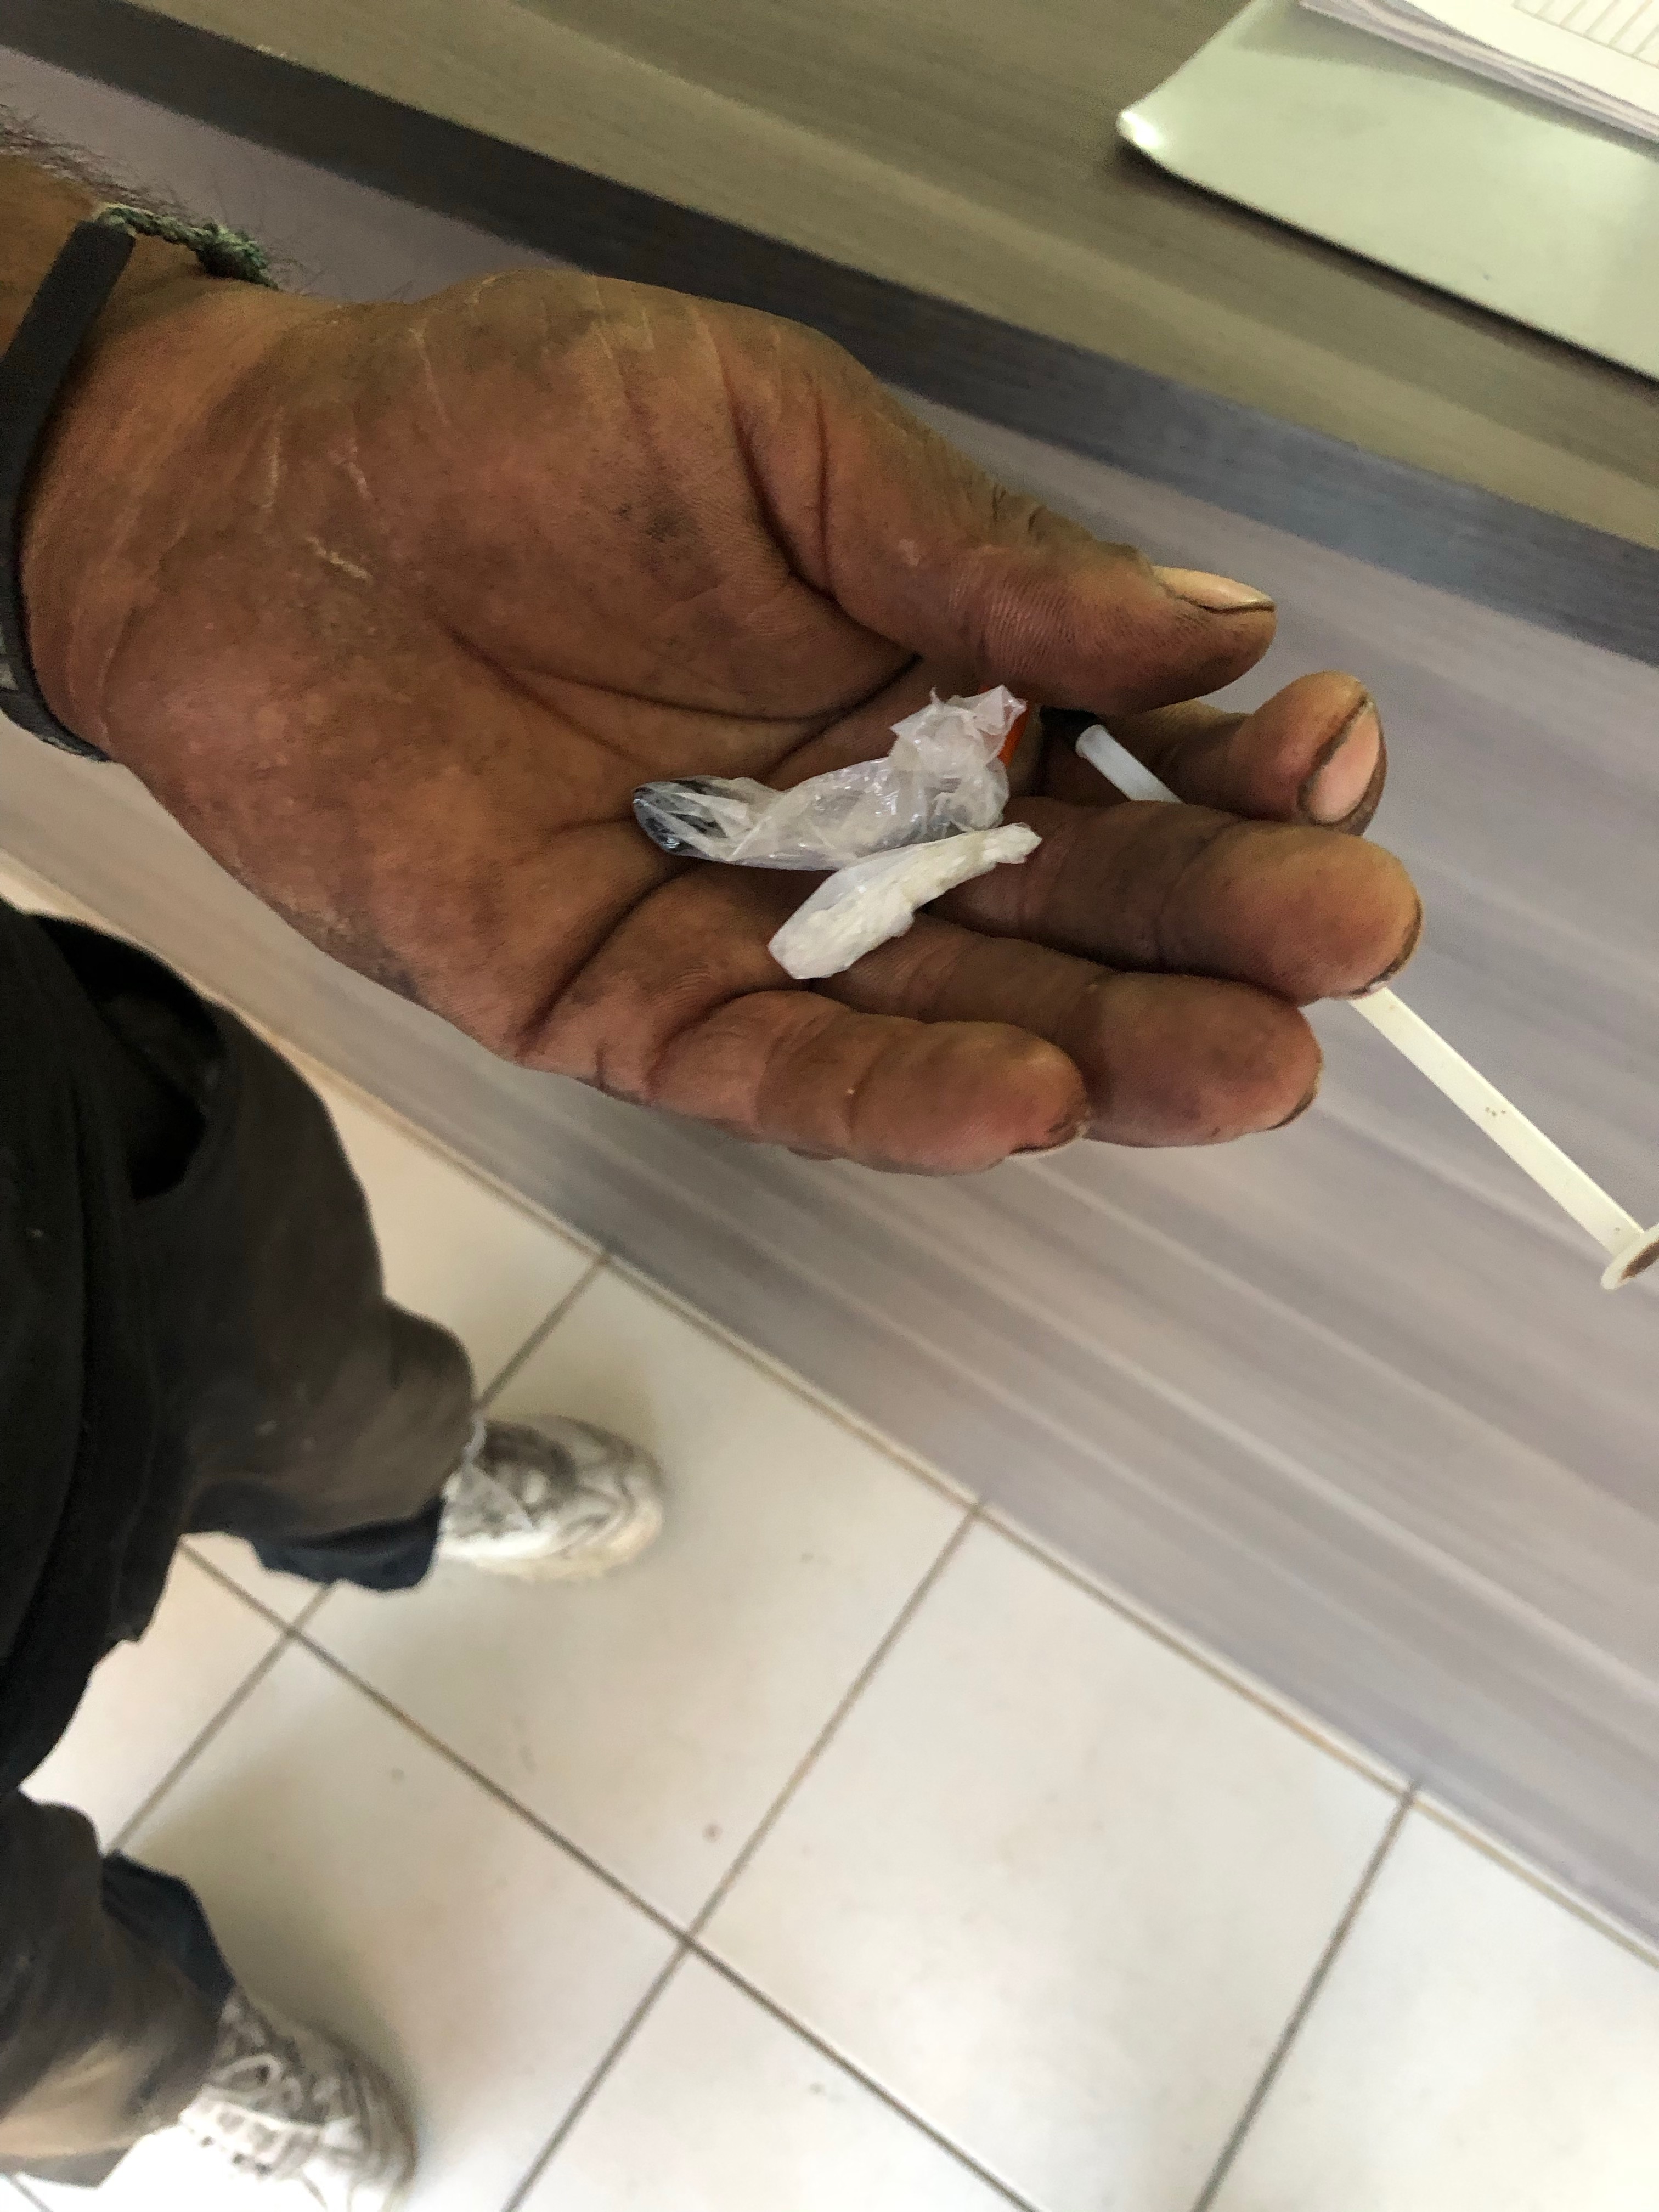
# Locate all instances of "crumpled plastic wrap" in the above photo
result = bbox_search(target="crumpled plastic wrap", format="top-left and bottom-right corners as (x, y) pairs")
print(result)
(632, 686), (1027, 868)
(768, 823), (1041, 980)
(632, 686), (1042, 979)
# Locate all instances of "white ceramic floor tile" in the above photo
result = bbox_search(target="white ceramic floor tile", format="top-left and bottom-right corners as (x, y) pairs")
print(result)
(704, 1521), (1399, 2212)
(606, 1258), (976, 1506)
(181, 1534), (324, 1625)
(22, 1554), (283, 1844)
(1210, 1810), (1659, 2212)
(306, 1074), (596, 1395)
(308, 1268), (964, 1922)
(529, 1953), (1013, 2211)
(112, 1640), (674, 2212)
(983, 1506), (1406, 1791)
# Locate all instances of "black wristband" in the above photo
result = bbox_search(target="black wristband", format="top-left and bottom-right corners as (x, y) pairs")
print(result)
(0, 208), (275, 761)
(0, 219), (134, 759)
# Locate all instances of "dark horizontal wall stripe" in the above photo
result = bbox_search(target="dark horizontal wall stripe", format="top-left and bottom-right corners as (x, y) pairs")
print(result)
(5, 0), (1656, 664)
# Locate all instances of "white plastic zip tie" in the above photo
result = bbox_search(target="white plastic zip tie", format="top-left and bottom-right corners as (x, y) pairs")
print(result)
(1076, 722), (1659, 1291)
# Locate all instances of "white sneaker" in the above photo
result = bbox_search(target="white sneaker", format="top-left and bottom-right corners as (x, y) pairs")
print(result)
(178, 1988), (413, 2210)
(436, 1414), (664, 1579)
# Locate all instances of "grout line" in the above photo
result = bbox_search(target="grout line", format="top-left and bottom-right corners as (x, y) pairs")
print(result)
(687, 1947), (1042, 2210)
(110, 1632), (300, 1854)
(686, 1508), (977, 1942)
(279, 1579), (340, 1645)
(498, 1944), (695, 2211)
(276, 1511), (973, 1977)
(600, 1252), (977, 1510)
(984, 1509), (1404, 1793)
(187, 1254), (608, 1651)
(500, 1928), (1041, 2212)
(212, 1053), (1402, 1802)
(286, 1512), (972, 1961)
(288, 1582), (336, 1636)
(283, 1630), (683, 1945)
(1415, 1797), (1659, 1970)
(1186, 1787), (1418, 2212)
(476, 1253), (611, 1407)
(186, 1534), (338, 1642)
(293, 1259), (611, 1647)
(181, 1539), (321, 1638)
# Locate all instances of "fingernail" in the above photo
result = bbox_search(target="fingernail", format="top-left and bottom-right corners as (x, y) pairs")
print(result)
(1301, 701), (1383, 826)
(1154, 565), (1276, 614)
(1272, 1073), (1322, 1130)
(1350, 894), (1425, 997)
(1015, 1112), (1088, 1156)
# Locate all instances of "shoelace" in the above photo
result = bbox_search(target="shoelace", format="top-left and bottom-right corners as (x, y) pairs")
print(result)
(443, 1415), (522, 1539)
(447, 1460), (544, 1537)
(444, 1421), (583, 1542)
(196, 2080), (366, 2185)
(188, 2004), (363, 2182)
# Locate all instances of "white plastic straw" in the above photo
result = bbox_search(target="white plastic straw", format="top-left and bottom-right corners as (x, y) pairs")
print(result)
(1075, 723), (1658, 1288)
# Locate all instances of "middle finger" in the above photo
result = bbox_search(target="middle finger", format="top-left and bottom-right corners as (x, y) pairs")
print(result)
(938, 795), (1421, 1005)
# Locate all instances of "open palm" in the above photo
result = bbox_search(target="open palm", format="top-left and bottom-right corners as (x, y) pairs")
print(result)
(33, 268), (1418, 1170)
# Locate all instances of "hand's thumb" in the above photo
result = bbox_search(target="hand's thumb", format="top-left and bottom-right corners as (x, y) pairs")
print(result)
(770, 346), (1277, 714)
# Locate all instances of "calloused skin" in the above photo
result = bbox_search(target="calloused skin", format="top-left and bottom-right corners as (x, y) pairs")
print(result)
(26, 247), (1420, 1172)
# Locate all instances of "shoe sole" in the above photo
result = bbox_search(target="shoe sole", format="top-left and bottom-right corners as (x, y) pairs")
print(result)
(356, 2045), (419, 2212)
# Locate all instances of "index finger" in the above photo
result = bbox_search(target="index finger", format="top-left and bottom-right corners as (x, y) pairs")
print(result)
(1039, 674), (1388, 836)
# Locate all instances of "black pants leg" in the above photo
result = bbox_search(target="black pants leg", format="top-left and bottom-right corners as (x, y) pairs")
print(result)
(0, 921), (475, 2183)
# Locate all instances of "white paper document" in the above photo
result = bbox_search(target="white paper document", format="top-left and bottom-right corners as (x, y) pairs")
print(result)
(1300, 0), (1659, 138)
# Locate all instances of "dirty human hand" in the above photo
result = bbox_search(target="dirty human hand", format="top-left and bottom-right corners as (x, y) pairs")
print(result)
(25, 235), (1420, 1171)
